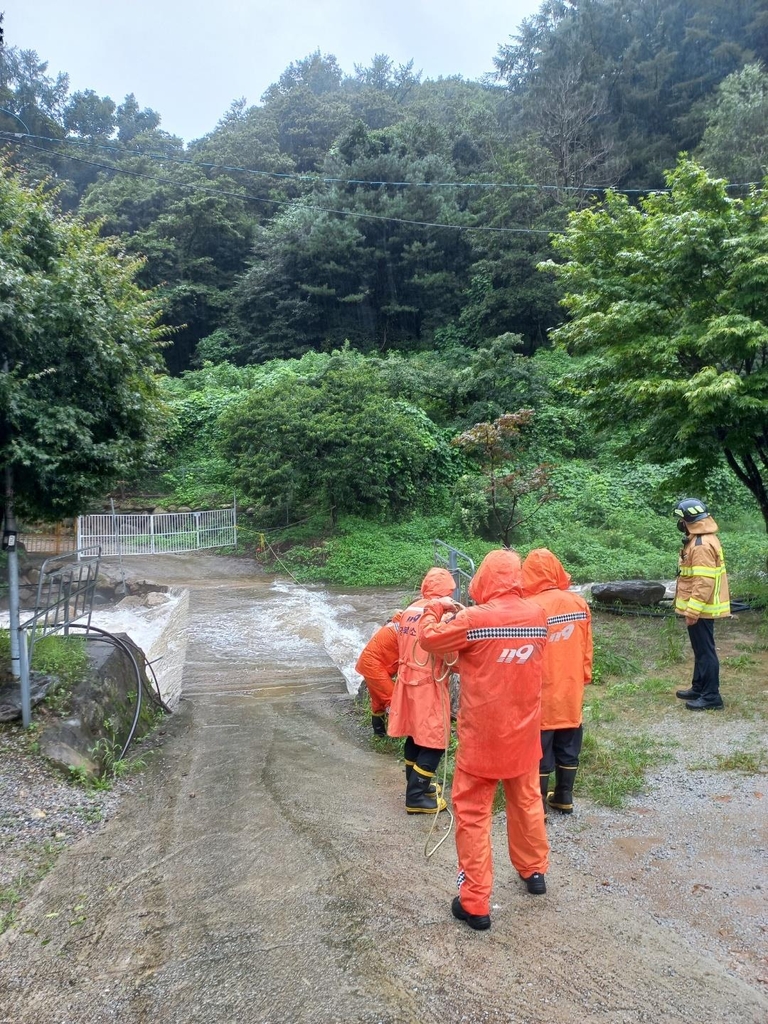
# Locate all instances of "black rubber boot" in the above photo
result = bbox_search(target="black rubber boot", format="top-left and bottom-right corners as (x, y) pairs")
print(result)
(452, 896), (491, 931)
(547, 765), (577, 813)
(371, 713), (386, 736)
(406, 766), (447, 814)
(405, 759), (440, 795)
(539, 773), (551, 819)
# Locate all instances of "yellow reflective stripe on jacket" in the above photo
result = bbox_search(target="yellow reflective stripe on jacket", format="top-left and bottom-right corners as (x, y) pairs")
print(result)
(678, 566), (725, 578)
(675, 596), (731, 615)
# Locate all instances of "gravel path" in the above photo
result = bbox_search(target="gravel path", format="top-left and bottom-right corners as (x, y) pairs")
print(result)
(548, 711), (768, 990)
(0, 728), (123, 906)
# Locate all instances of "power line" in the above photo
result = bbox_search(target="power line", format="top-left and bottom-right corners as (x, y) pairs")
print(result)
(7, 128), (763, 196)
(2, 136), (559, 236)
(1, 128), (600, 191)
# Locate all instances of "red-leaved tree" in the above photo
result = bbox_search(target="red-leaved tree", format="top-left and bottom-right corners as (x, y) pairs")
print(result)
(453, 410), (555, 546)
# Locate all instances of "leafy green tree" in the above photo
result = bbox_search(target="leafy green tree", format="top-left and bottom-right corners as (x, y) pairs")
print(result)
(188, 102), (297, 195)
(115, 93), (161, 143)
(261, 52), (352, 172)
(697, 63), (768, 181)
(493, 0), (766, 188)
(0, 45), (68, 135)
(63, 89), (116, 139)
(543, 158), (768, 534)
(220, 351), (457, 523)
(81, 162), (256, 372)
(0, 168), (166, 519)
(232, 119), (473, 359)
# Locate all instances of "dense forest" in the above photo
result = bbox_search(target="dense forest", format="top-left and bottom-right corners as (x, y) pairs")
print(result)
(1, 0), (767, 586)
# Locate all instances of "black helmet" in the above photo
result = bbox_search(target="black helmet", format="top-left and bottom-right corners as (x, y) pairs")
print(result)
(674, 498), (710, 523)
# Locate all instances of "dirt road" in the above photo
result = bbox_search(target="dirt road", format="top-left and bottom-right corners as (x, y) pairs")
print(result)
(1, 556), (766, 1023)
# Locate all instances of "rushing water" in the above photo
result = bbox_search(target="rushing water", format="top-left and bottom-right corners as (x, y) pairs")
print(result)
(182, 576), (407, 696)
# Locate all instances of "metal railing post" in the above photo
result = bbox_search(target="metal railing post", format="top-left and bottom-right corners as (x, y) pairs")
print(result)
(18, 627), (31, 728)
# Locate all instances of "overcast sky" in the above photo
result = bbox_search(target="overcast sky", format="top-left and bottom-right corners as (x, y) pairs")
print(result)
(4, 0), (542, 142)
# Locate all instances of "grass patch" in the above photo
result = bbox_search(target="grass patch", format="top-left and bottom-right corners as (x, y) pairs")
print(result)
(691, 748), (768, 773)
(0, 632), (89, 717)
(722, 653), (757, 671)
(577, 728), (670, 807)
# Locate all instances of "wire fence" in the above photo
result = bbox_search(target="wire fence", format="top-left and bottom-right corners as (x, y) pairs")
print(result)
(18, 523), (77, 554)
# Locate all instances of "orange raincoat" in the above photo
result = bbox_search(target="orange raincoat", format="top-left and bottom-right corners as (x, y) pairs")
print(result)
(354, 613), (402, 715)
(418, 550), (550, 916)
(387, 568), (456, 749)
(521, 548), (593, 730)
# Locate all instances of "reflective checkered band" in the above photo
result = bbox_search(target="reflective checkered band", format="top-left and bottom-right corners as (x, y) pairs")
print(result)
(547, 612), (589, 625)
(457, 870), (465, 891)
(466, 627), (548, 641)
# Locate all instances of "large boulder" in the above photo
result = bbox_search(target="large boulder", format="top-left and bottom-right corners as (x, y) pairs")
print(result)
(591, 580), (667, 607)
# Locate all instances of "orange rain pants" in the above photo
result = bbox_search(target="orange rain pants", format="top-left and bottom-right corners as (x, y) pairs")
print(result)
(452, 765), (550, 917)
(361, 675), (394, 716)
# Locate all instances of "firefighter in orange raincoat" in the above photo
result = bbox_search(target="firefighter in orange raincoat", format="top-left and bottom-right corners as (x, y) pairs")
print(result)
(417, 549), (550, 931)
(355, 612), (402, 736)
(522, 548), (593, 815)
(387, 567), (456, 815)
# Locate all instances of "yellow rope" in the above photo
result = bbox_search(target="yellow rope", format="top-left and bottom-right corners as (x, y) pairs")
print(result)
(424, 671), (454, 859)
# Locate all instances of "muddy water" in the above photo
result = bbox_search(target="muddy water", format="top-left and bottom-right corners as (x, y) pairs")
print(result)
(106, 553), (407, 701)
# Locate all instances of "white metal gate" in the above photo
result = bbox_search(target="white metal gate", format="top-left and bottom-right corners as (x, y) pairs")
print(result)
(77, 507), (237, 556)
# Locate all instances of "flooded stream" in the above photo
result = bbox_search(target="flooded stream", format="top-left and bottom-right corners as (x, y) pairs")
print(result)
(95, 555), (409, 703)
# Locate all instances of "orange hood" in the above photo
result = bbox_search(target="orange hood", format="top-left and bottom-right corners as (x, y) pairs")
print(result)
(420, 567), (456, 599)
(521, 548), (571, 596)
(468, 549), (522, 603)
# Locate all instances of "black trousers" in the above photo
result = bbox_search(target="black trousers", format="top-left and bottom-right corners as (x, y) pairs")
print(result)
(540, 725), (583, 775)
(403, 736), (444, 774)
(688, 618), (720, 701)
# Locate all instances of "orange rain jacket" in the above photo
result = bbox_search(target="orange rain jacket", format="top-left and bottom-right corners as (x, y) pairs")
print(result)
(387, 568), (456, 748)
(521, 548), (593, 731)
(354, 613), (402, 714)
(675, 517), (730, 622)
(417, 550), (548, 779)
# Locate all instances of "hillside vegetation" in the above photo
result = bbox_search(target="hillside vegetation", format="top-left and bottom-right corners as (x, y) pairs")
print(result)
(1, 0), (766, 585)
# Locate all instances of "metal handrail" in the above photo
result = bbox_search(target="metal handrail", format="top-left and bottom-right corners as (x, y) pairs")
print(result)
(434, 540), (476, 605)
(17, 546), (101, 725)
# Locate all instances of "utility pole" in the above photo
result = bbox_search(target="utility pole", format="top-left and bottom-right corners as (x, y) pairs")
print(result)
(3, 466), (21, 666)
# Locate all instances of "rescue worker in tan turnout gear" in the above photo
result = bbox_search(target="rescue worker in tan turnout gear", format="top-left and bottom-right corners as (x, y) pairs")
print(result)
(387, 567), (457, 814)
(417, 550), (550, 931)
(521, 548), (593, 816)
(673, 498), (730, 710)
